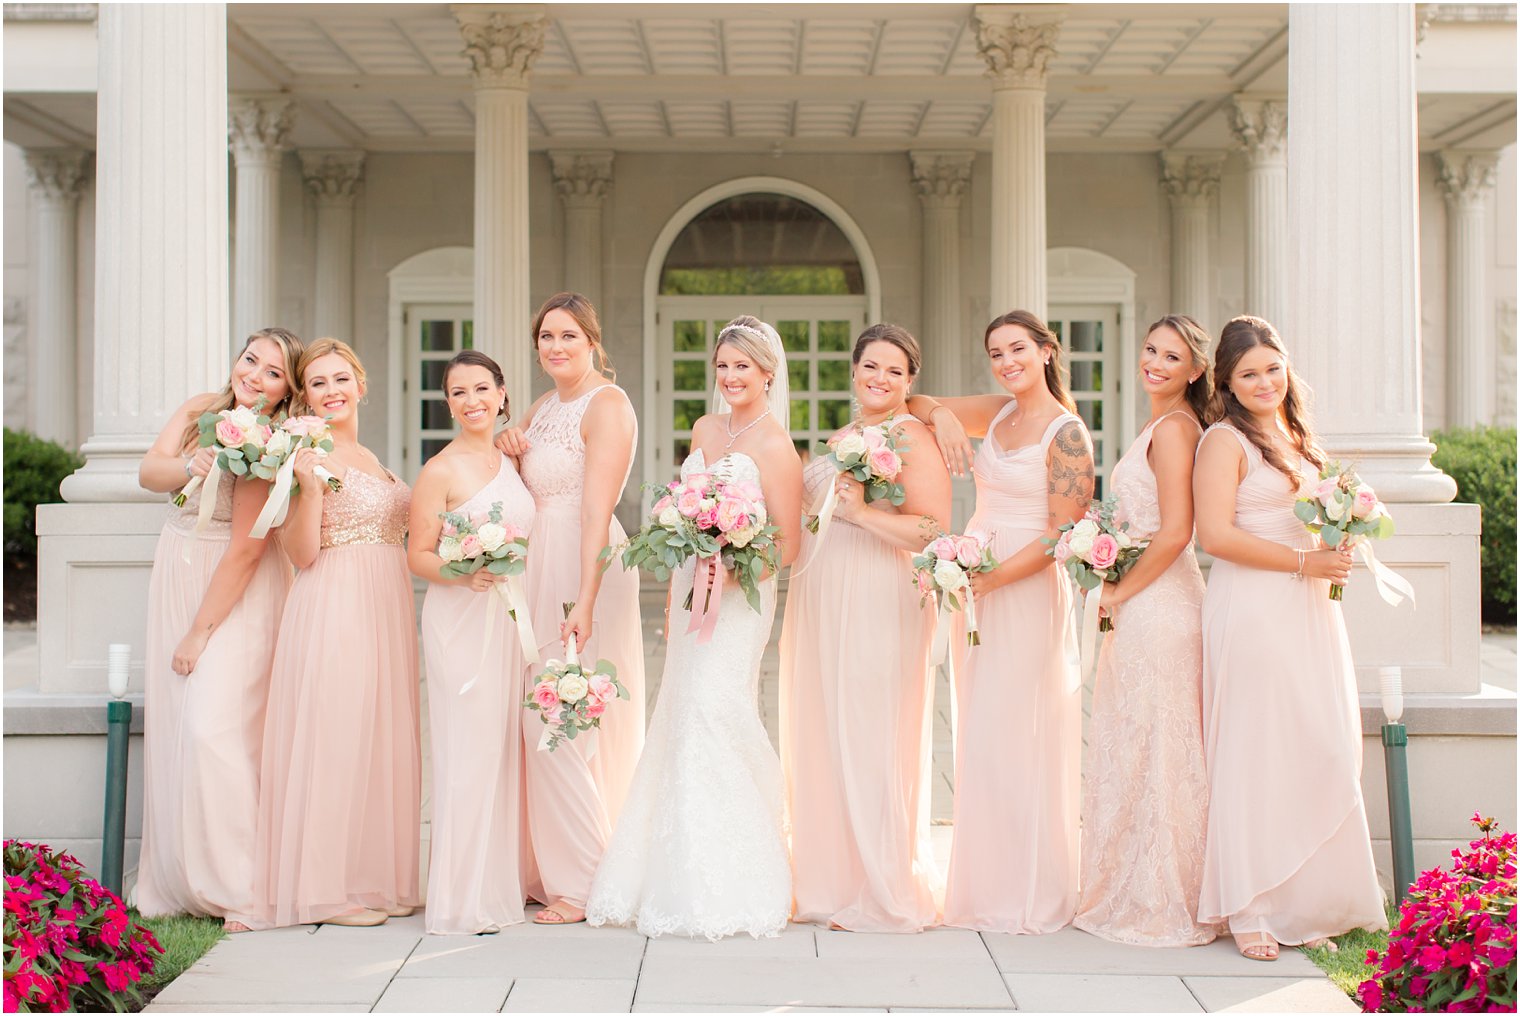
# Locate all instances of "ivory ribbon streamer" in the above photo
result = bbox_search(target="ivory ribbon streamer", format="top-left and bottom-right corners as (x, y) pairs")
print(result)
(536, 637), (597, 757)
(964, 586), (979, 647)
(685, 557), (725, 644)
(248, 452), (298, 539)
(1356, 540), (1418, 609)
(1072, 581), (1105, 695)
(180, 463), (222, 564)
(929, 596), (958, 701)
(459, 570), (540, 696)
(789, 479), (840, 580)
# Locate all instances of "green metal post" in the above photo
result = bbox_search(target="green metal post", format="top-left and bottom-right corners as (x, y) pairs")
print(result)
(101, 699), (132, 897)
(1382, 721), (1416, 907)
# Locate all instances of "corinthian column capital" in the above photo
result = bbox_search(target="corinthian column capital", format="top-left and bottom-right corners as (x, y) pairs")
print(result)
(229, 96), (295, 164)
(23, 149), (90, 203)
(455, 7), (547, 88)
(974, 8), (1061, 90)
(1228, 96), (1287, 166)
(549, 151), (613, 207)
(910, 151), (975, 207)
(1160, 151), (1226, 207)
(1436, 150), (1500, 210)
(299, 149), (366, 205)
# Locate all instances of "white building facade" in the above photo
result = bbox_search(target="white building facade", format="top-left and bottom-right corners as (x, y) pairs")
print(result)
(4, 2), (1516, 879)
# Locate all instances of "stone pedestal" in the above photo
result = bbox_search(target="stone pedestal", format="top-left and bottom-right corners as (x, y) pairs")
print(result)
(230, 97), (294, 346)
(300, 150), (365, 342)
(1437, 150), (1501, 428)
(549, 151), (612, 307)
(458, 8), (545, 412)
(1160, 152), (1225, 333)
(23, 148), (89, 448)
(1228, 97), (1289, 328)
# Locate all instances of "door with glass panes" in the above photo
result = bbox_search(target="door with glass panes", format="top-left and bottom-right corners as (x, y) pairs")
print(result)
(404, 303), (474, 480)
(1047, 305), (1121, 496)
(654, 297), (869, 483)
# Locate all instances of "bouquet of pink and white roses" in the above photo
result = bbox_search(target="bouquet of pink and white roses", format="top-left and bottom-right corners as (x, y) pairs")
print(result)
(912, 532), (998, 646)
(613, 473), (780, 634)
(1045, 496), (1148, 633)
(172, 401), (275, 508)
(246, 415), (343, 539)
(524, 630), (628, 753)
(437, 500), (538, 693)
(1294, 462), (1411, 606)
(806, 422), (908, 534)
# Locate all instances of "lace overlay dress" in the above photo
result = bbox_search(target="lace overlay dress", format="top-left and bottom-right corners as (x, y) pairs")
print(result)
(1074, 413), (1218, 946)
(586, 450), (790, 940)
(518, 385), (646, 908)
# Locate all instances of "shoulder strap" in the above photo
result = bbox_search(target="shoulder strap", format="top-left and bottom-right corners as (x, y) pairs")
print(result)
(1202, 421), (1256, 462)
(1039, 411), (1083, 454)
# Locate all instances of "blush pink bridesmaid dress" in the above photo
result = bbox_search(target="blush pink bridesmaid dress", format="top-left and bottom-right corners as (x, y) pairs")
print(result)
(943, 407), (1083, 934)
(240, 467), (422, 929)
(517, 386), (646, 911)
(421, 454), (536, 934)
(1074, 412), (1217, 946)
(779, 449), (939, 933)
(136, 477), (291, 919)
(1197, 423), (1386, 945)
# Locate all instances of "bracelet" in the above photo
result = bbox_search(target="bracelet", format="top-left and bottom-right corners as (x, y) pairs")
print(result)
(183, 457), (194, 479)
(1291, 548), (1305, 580)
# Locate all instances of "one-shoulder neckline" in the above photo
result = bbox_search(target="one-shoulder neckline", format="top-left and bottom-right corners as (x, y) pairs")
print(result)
(449, 452), (511, 511)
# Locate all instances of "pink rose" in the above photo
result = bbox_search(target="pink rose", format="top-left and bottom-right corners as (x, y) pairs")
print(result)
(715, 498), (747, 533)
(1053, 538), (1073, 565)
(868, 448), (901, 479)
(861, 426), (887, 451)
(471, 510), (489, 528)
(586, 700), (607, 719)
(653, 495), (673, 514)
(915, 570), (935, 596)
(441, 520), (458, 537)
(954, 536), (982, 569)
(1314, 477), (1340, 507)
(695, 507), (719, 530)
(588, 674), (617, 704)
(214, 419), (247, 447)
(929, 536), (959, 561)
(459, 534), (483, 559)
(677, 490), (704, 517)
(1352, 488), (1379, 519)
(733, 480), (763, 502)
(500, 523), (523, 542)
(1089, 533), (1119, 570)
(532, 682), (561, 710)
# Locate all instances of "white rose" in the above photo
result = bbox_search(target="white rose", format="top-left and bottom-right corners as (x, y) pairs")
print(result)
(264, 427), (292, 459)
(728, 524), (755, 548)
(1324, 493), (1349, 524)
(933, 558), (967, 591)
(477, 522), (507, 553)
(556, 673), (590, 703)
(543, 658), (566, 674)
(438, 536), (465, 562)
(228, 406), (259, 430)
(1067, 519), (1099, 559)
(1114, 529), (1132, 549)
(753, 502), (767, 526)
(658, 505), (682, 529)
(835, 432), (867, 460)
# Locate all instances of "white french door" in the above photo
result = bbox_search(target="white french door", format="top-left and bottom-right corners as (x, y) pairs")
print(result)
(652, 296), (869, 486)
(1047, 304), (1121, 497)
(402, 303), (473, 480)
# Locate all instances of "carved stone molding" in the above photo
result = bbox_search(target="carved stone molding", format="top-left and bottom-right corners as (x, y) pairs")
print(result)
(1160, 152), (1226, 205)
(1228, 97), (1287, 165)
(300, 149), (366, 204)
(229, 97), (295, 161)
(456, 9), (547, 88)
(909, 150), (975, 207)
(23, 149), (89, 202)
(1436, 150), (1501, 209)
(549, 151), (613, 206)
(974, 8), (1061, 90)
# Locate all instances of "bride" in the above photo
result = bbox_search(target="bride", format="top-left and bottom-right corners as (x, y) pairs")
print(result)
(585, 316), (803, 940)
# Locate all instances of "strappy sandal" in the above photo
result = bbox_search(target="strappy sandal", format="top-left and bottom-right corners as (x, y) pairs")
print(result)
(533, 902), (586, 925)
(1303, 937), (1339, 953)
(223, 920), (251, 934)
(1235, 931), (1279, 961)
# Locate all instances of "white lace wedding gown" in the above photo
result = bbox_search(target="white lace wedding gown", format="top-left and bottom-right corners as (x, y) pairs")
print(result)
(585, 450), (792, 940)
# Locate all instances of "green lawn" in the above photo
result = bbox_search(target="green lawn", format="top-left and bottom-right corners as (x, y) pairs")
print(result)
(133, 912), (227, 1008)
(1301, 907), (1395, 1001)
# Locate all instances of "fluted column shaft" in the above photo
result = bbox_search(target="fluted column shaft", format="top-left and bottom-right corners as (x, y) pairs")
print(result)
(230, 97), (294, 344)
(976, 9), (1060, 318)
(910, 151), (974, 394)
(1229, 97), (1289, 326)
(300, 150), (365, 341)
(459, 9), (545, 411)
(550, 151), (612, 307)
(1437, 151), (1500, 428)
(24, 149), (89, 447)
(63, 3), (228, 502)
(1161, 152), (1224, 332)
(1285, 3), (1453, 503)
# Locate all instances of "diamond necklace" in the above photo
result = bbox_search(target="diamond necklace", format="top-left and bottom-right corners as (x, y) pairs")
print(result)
(724, 408), (771, 452)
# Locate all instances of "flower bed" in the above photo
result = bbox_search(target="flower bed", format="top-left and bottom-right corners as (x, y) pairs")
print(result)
(1358, 815), (1517, 1012)
(3, 840), (163, 1012)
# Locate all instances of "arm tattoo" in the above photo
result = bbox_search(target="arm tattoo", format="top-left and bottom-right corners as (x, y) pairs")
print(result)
(1047, 422), (1095, 502)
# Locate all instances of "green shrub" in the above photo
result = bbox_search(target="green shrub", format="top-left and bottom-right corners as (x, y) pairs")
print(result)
(3, 428), (82, 557)
(1432, 425), (1517, 625)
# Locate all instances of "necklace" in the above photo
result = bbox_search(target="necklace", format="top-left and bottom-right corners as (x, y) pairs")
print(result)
(724, 408), (771, 451)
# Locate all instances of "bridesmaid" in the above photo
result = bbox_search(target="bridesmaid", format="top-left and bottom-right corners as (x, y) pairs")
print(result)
(779, 323), (949, 933)
(1073, 315), (1217, 946)
(408, 350), (534, 935)
(134, 328), (303, 929)
(910, 309), (1094, 934)
(496, 293), (645, 926)
(1194, 315), (1386, 959)
(240, 338), (421, 929)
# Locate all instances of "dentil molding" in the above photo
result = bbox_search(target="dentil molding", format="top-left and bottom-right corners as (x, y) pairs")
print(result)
(456, 8), (547, 88)
(23, 149), (89, 202)
(973, 8), (1061, 90)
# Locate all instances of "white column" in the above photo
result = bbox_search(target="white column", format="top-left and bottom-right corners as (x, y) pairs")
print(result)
(23, 149), (89, 448)
(299, 149), (365, 341)
(910, 150), (975, 394)
(1285, 3), (1453, 503)
(1436, 150), (1501, 429)
(1228, 96), (1289, 327)
(230, 96), (294, 345)
(1160, 152), (1225, 332)
(549, 151), (613, 307)
(975, 7), (1060, 318)
(62, 3), (229, 503)
(458, 8), (546, 412)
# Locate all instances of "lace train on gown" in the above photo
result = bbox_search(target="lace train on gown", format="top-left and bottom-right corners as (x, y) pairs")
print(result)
(586, 450), (791, 941)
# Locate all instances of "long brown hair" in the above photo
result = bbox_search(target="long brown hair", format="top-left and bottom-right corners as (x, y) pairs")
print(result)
(1145, 314), (1213, 423)
(443, 349), (510, 421)
(293, 337), (366, 418)
(1207, 315), (1323, 482)
(532, 292), (614, 381)
(179, 327), (304, 451)
(983, 310), (1076, 413)
(852, 322), (922, 377)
